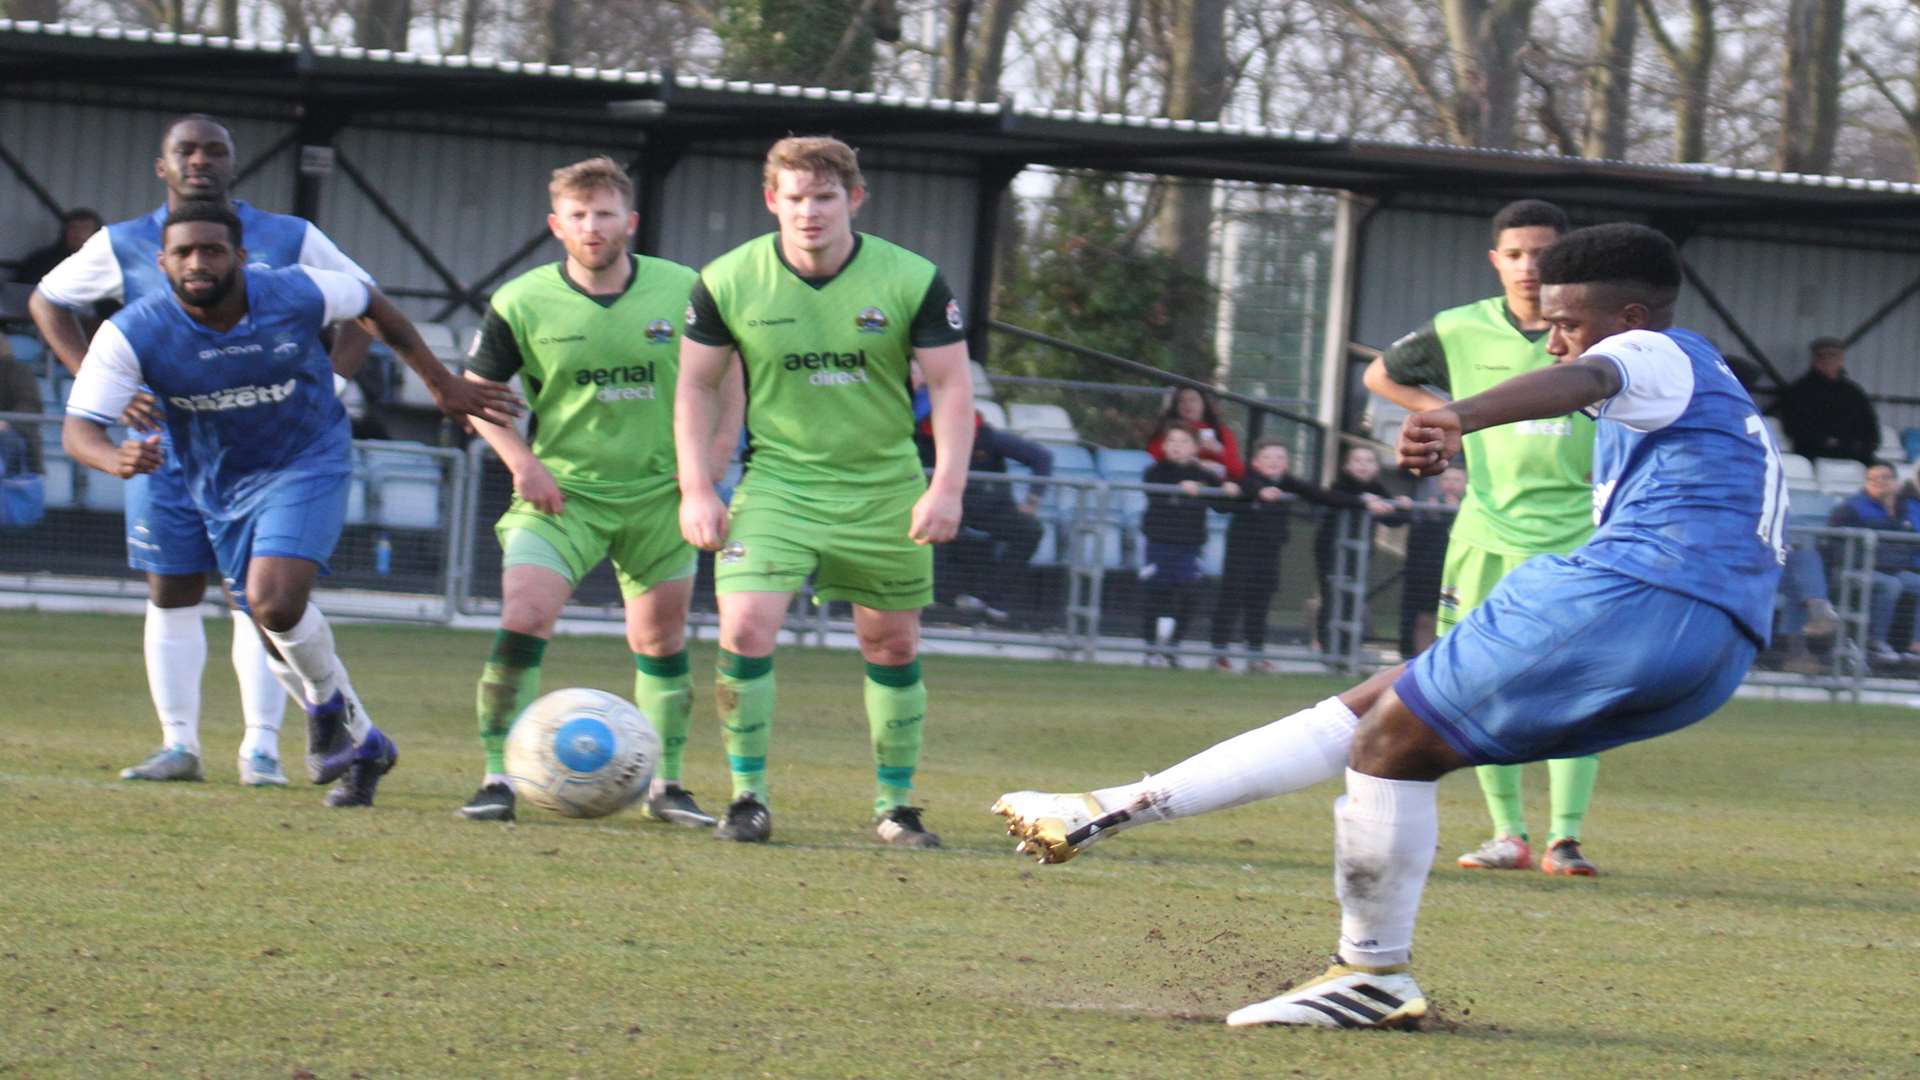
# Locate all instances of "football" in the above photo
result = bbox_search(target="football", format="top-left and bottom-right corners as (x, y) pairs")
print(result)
(504, 688), (660, 818)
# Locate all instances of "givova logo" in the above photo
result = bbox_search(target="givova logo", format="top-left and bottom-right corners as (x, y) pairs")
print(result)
(169, 378), (298, 413)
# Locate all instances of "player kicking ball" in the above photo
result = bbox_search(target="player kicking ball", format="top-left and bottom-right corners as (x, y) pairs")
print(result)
(64, 203), (520, 807)
(994, 224), (1785, 1028)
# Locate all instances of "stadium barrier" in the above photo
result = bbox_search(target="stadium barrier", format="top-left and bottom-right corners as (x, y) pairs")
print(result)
(6, 419), (1911, 700)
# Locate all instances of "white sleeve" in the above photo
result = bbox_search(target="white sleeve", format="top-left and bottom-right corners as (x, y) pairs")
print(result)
(34, 229), (124, 307)
(65, 321), (144, 424)
(298, 224), (375, 286)
(1585, 329), (1695, 433)
(300, 266), (372, 324)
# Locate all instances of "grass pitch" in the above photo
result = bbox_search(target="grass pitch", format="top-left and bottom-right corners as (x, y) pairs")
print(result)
(2, 609), (1916, 1078)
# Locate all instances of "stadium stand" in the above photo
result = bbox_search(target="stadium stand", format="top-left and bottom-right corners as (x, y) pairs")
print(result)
(974, 398), (1008, 429)
(1815, 457), (1866, 494)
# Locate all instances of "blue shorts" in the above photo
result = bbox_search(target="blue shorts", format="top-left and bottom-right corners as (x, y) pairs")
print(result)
(1395, 554), (1756, 765)
(206, 472), (350, 609)
(125, 451), (218, 576)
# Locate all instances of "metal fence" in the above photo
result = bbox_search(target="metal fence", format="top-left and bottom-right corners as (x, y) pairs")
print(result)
(9, 419), (1920, 701)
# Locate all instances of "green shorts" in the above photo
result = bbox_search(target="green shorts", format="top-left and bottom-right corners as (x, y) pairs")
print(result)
(715, 482), (932, 610)
(496, 483), (695, 600)
(1435, 540), (1541, 633)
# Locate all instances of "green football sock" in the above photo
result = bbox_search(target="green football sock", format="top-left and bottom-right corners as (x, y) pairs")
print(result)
(1547, 755), (1600, 844)
(1475, 763), (1528, 840)
(634, 650), (693, 783)
(864, 659), (926, 815)
(717, 649), (774, 802)
(476, 629), (547, 775)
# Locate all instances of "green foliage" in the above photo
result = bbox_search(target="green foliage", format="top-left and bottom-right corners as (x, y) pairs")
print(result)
(993, 175), (1220, 446)
(715, 0), (877, 90)
(3, 610), (1916, 1077)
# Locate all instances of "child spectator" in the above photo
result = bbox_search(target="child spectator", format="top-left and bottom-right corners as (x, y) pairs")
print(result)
(1398, 466), (1466, 659)
(1208, 440), (1372, 672)
(1140, 423), (1223, 666)
(1313, 445), (1404, 653)
(1147, 386), (1244, 482)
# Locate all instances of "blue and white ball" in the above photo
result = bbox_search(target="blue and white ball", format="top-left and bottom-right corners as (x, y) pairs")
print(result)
(504, 688), (659, 818)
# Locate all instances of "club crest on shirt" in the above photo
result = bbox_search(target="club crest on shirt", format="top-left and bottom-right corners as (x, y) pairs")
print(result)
(856, 307), (889, 334)
(684, 303), (698, 328)
(645, 319), (675, 344)
(719, 540), (748, 565)
(945, 299), (963, 331)
(1438, 586), (1460, 611)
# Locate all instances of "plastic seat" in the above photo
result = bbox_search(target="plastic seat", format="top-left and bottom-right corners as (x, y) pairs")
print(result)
(974, 399), (1008, 429)
(1007, 403), (1075, 439)
(1814, 457), (1865, 494)
(1780, 453), (1816, 487)
(82, 471), (125, 511)
(360, 442), (445, 529)
(970, 361), (993, 399)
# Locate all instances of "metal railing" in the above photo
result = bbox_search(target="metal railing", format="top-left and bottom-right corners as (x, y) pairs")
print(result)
(8, 417), (1920, 701)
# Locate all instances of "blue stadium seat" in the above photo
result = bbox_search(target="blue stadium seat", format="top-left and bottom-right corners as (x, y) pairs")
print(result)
(82, 471), (125, 511)
(1788, 488), (1837, 524)
(7, 333), (45, 370)
(360, 442), (444, 529)
(1904, 427), (1920, 462)
(1040, 441), (1096, 473)
(1095, 446), (1155, 481)
(41, 457), (74, 509)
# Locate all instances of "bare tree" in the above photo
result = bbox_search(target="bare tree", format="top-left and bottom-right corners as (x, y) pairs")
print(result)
(1777, 0), (1844, 172)
(1582, 0), (1639, 158)
(1638, 0), (1717, 162)
(5, 0), (62, 21)
(356, 0), (411, 49)
(1850, 33), (1920, 177)
(1331, 0), (1537, 148)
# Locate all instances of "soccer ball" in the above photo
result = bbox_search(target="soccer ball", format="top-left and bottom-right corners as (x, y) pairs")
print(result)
(504, 688), (659, 818)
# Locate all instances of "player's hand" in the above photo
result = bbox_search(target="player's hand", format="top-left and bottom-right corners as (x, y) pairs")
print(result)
(513, 462), (565, 515)
(679, 487), (730, 551)
(909, 488), (963, 545)
(1398, 407), (1462, 477)
(114, 434), (164, 478)
(120, 391), (161, 433)
(429, 371), (522, 426)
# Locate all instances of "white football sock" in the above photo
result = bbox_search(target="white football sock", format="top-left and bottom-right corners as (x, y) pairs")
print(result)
(231, 610), (286, 759)
(143, 602), (206, 755)
(1334, 768), (1439, 969)
(484, 772), (511, 787)
(1091, 696), (1359, 823)
(262, 617), (372, 744)
(261, 604), (342, 709)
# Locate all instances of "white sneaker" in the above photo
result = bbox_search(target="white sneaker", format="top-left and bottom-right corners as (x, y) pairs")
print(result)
(237, 751), (290, 787)
(1456, 833), (1533, 870)
(990, 790), (1114, 863)
(1226, 960), (1427, 1029)
(1869, 640), (1902, 664)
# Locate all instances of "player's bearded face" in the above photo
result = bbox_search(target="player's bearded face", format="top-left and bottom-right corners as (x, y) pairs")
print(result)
(162, 224), (242, 308)
(548, 189), (636, 273)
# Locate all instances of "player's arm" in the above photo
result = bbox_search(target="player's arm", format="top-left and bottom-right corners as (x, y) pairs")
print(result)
(674, 338), (736, 551)
(463, 309), (562, 514)
(913, 339), (974, 544)
(707, 356), (746, 482)
(308, 270), (519, 425)
(1400, 358), (1619, 477)
(29, 230), (122, 377)
(297, 223), (378, 379)
(60, 321), (163, 478)
(1367, 323), (1451, 414)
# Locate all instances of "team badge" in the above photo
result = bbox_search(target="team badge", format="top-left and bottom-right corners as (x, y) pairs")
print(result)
(856, 307), (889, 334)
(945, 299), (963, 331)
(684, 303), (698, 328)
(644, 319), (675, 344)
(1438, 586), (1459, 610)
(719, 540), (748, 565)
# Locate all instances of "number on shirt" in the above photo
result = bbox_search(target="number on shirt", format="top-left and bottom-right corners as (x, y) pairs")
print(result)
(1746, 414), (1788, 563)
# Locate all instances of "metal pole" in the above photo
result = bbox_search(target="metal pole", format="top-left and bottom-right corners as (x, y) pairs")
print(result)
(1316, 192), (1364, 486)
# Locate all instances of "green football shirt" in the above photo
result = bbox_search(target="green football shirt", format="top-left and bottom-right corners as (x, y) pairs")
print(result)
(1383, 296), (1594, 556)
(685, 232), (965, 499)
(468, 254), (697, 499)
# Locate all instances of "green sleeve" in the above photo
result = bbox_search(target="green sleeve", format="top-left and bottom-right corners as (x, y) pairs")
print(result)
(1381, 320), (1451, 394)
(466, 308), (526, 382)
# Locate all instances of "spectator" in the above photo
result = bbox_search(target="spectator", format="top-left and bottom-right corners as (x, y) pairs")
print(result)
(1147, 386), (1244, 482)
(1770, 337), (1880, 463)
(1208, 440), (1371, 673)
(0, 338), (43, 475)
(1313, 445), (1404, 653)
(1771, 544), (1840, 675)
(1398, 465), (1466, 660)
(916, 410), (1052, 623)
(1140, 423), (1224, 666)
(12, 208), (102, 287)
(1827, 460), (1920, 663)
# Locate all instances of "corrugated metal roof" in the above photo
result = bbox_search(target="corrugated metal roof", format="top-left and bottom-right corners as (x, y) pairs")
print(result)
(6, 17), (1920, 202)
